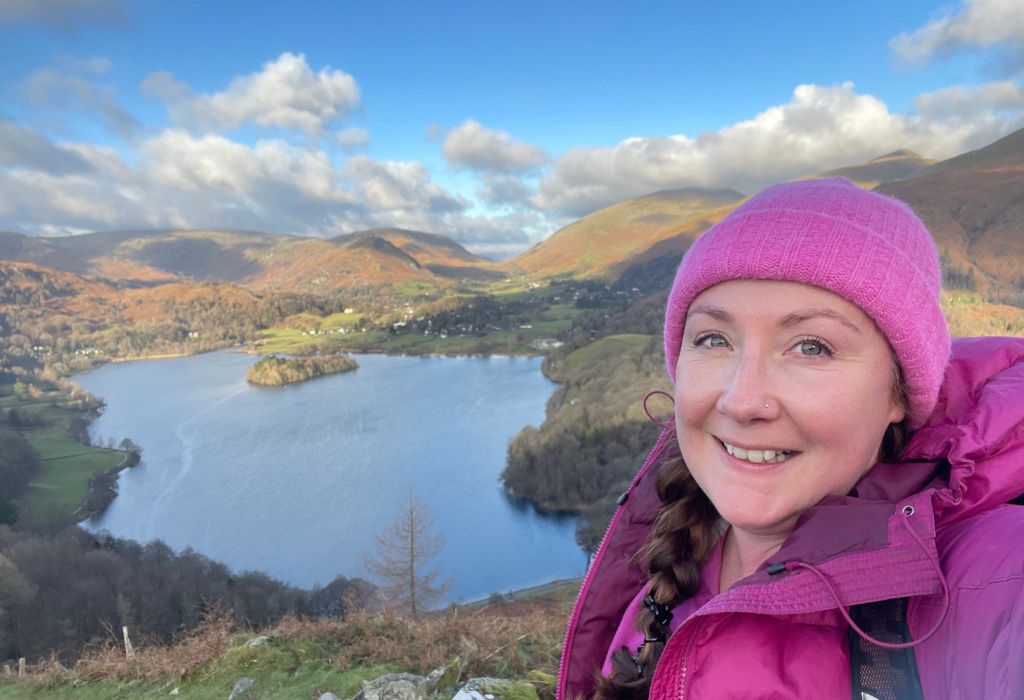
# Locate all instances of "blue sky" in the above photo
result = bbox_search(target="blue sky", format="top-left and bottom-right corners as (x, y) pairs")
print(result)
(1, 0), (1022, 253)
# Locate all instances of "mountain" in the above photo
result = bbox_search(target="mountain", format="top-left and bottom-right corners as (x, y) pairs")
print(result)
(0, 229), (281, 285)
(505, 131), (1023, 306)
(814, 149), (934, 188)
(504, 187), (743, 280)
(331, 228), (503, 281)
(0, 228), (497, 292)
(877, 128), (1024, 305)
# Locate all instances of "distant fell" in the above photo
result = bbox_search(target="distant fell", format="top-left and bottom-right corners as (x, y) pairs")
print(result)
(504, 187), (742, 280)
(815, 149), (935, 188)
(877, 126), (1024, 305)
(0, 227), (500, 292)
(333, 228), (504, 282)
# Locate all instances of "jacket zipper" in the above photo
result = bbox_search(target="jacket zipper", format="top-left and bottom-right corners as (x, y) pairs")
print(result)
(676, 619), (701, 700)
(556, 425), (674, 700)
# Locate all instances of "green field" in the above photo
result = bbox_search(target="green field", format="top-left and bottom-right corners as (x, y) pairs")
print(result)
(562, 333), (652, 374)
(0, 388), (123, 530)
(251, 300), (587, 358)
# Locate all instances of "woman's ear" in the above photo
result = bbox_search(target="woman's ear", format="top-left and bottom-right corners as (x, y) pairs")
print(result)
(887, 401), (906, 425)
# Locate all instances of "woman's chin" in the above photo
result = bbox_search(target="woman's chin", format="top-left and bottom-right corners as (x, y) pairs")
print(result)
(716, 502), (801, 539)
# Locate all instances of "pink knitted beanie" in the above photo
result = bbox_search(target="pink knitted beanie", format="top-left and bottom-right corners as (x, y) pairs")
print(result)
(663, 177), (950, 429)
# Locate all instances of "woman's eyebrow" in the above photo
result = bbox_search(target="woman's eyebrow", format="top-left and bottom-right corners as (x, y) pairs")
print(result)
(778, 308), (863, 335)
(686, 304), (732, 322)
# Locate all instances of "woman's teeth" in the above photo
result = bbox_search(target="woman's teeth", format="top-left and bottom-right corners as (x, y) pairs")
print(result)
(723, 442), (793, 464)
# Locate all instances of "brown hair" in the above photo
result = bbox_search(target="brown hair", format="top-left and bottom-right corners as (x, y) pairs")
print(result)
(592, 447), (719, 700)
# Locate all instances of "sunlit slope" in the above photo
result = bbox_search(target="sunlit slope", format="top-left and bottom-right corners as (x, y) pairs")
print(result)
(877, 127), (1024, 305)
(504, 187), (742, 280)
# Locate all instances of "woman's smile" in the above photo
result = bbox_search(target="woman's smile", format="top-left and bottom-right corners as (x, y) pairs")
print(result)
(715, 437), (798, 465)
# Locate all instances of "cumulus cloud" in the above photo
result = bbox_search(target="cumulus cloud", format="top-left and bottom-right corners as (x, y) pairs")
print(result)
(345, 155), (466, 215)
(336, 127), (369, 150)
(915, 80), (1024, 121)
(475, 174), (537, 209)
(0, 121), (95, 175)
(141, 52), (360, 134)
(0, 122), (500, 244)
(891, 0), (1024, 66)
(442, 119), (549, 173)
(533, 81), (1024, 215)
(0, 0), (128, 30)
(23, 67), (140, 138)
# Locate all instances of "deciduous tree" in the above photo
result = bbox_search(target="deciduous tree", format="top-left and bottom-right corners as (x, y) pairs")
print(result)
(363, 493), (450, 618)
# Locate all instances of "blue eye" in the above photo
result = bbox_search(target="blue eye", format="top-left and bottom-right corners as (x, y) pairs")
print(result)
(695, 333), (729, 348)
(795, 338), (832, 357)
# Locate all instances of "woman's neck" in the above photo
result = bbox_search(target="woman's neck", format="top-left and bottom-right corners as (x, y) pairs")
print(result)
(718, 526), (790, 593)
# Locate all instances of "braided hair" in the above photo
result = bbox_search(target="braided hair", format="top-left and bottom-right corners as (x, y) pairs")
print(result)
(592, 448), (720, 700)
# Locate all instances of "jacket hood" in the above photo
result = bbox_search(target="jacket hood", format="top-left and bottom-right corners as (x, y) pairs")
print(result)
(896, 336), (1024, 523)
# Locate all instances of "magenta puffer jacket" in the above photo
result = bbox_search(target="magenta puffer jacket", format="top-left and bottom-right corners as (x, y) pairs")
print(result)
(558, 336), (1024, 699)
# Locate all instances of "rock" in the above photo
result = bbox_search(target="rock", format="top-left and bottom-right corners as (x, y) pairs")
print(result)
(425, 657), (463, 692)
(246, 636), (270, 647)
(228, 676), (255, 700)
(353, 672), (427, 700)
(170, 689), (179, 696)
(452, 678), (540, 700)
(319, 694), (340, 700)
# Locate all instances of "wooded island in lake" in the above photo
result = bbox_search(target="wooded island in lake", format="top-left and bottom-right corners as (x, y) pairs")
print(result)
(246, 354), (359, 386)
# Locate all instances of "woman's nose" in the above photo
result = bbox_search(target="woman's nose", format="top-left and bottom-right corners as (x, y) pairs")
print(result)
(715, 351), (777, 422)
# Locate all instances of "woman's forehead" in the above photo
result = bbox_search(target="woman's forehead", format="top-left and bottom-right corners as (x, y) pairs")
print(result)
(687, 279), (874, 328)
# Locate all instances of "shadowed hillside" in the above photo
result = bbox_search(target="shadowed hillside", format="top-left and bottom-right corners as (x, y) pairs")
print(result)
(0, 228), (499, 293)
(878, 128), (1024, 306)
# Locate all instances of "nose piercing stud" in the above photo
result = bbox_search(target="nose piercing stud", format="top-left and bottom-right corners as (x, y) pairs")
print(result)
(764, 402), (769, 409)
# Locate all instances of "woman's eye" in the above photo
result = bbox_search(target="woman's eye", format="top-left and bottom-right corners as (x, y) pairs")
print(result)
(697, 334), (729, 348)
(795, 339), (830, 356)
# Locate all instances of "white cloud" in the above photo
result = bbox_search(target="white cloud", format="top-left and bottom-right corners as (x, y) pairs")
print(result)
(345, 155), (466, 214)
(477, 174), (536, 207)
(891, 0), (1024, 65)
(0, 124), (499, 243)
(336, 127), (370, 150)
(915, 80), (1024, 120)
(442, 119), (549, 173)
(533, 81), (1024, 215)
(141, 52), (360, 134)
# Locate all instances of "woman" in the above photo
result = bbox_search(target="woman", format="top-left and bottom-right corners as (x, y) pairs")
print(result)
(557, 178), (1024, 699)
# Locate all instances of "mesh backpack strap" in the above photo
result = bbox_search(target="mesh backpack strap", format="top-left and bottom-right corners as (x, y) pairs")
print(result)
(848, 598), (925, 700)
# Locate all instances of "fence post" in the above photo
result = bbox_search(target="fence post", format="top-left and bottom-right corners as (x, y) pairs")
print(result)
(2, 663), (10, 676)
(18, 658), (25, 677)
(123, 625), (134, 659)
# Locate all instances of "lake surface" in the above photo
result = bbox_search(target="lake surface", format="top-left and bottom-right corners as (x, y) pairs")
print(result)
(75, 350), (586, 603)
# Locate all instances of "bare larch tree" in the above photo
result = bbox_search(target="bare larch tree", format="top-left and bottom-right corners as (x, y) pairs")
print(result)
(363, 492), (451, 617)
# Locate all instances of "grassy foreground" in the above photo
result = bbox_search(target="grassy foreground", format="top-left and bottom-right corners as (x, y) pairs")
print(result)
(0, 583), (577, 700)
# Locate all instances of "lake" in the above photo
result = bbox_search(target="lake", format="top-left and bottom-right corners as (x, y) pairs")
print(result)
(75, 349), (586, 603)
